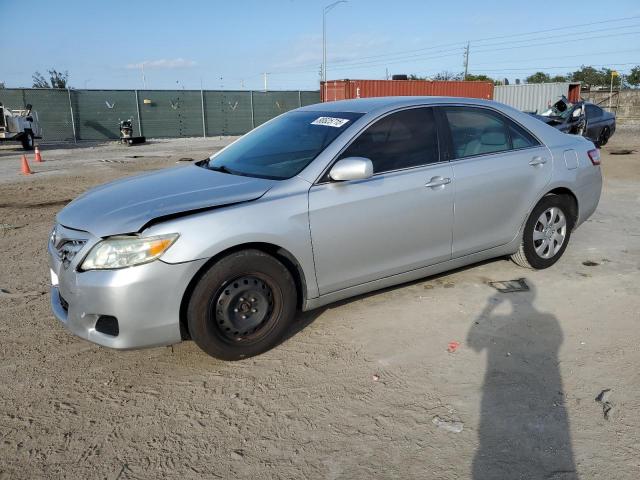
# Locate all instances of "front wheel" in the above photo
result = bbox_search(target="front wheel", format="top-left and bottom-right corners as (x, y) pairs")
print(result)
(511, 195), (574, 269)
(187, 249), (297, 360)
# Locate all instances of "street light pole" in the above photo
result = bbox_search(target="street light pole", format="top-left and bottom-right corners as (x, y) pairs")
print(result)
(322, 0), (347, 101)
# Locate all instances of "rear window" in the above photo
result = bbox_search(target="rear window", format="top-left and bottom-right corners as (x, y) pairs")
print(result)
(205, 110), (363, 180)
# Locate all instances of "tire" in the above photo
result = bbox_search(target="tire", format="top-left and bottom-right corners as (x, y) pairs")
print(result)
(21, 131), (34, 150)
(598, 127), (610, 146)
(511, 195), (574, 270)
(187, 249), (297, 360)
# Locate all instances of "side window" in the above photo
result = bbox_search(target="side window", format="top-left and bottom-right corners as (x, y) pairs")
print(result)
(443, 107), (511, 159)
(586, 104), (602, 119)
(508, 122), (540, 150)
(339, 107), (439, 174)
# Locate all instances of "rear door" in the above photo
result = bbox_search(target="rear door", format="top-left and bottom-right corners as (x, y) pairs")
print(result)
(585, 104), (605, 140)
(308, 107), (454, 295)
(438, 106), (552, 257)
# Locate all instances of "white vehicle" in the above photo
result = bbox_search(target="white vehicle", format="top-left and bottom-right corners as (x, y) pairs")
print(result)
(0, 103), (42, 150)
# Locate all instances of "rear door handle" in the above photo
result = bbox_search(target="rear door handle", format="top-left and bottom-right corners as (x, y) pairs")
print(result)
(425, 176), (451, 188)
(529, 156), (548, 166)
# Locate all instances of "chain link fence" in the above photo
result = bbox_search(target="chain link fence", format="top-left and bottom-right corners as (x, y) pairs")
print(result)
(0, 88), (321, 142)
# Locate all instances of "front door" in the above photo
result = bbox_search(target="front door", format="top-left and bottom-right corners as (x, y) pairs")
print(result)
(308, 107), (454, 295)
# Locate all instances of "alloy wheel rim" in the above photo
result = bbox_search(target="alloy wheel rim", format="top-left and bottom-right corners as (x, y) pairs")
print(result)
(533, 207), (567, 259)
(213, 275), (276, 342)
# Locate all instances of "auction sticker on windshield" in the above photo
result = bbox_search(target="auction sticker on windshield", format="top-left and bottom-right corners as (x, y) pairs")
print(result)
(311, 117), (350, 128)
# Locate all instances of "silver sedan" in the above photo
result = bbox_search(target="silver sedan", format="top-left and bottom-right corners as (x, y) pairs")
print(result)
(48, 97), (602, 360)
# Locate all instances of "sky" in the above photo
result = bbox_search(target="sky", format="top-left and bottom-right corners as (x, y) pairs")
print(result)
(2, 0), (640, 91)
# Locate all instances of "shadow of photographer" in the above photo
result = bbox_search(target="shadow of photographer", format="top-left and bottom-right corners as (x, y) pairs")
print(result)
(468, 282), (577, 479)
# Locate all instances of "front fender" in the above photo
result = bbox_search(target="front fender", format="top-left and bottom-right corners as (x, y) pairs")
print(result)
(143, 178), (319, 300)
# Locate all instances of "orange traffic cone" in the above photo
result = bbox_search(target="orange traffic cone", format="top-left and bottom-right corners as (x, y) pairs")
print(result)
(21, 155), (33, 175)
(34, 145), (43, 162)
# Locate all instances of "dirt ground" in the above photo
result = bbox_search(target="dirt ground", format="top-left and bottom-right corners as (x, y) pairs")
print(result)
(1, 130), (639, 479)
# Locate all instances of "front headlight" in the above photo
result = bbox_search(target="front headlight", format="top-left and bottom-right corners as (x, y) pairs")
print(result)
(80, 233), (179, 270)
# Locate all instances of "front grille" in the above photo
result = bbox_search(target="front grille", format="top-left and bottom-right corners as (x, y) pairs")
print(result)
(51, 225), (88, 268)
(57, 240), (87, 266)
(58, 292), (69, 312)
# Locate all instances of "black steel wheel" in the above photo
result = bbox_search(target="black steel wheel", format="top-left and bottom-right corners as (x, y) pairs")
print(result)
(187, 249), (297, 360)
(213, 275), (277, 341)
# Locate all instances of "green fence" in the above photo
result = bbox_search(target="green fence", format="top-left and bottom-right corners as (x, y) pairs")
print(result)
(0, 88), (321, 142)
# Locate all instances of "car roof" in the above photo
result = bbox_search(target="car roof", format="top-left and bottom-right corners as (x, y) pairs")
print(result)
(297, 96), (497, 114)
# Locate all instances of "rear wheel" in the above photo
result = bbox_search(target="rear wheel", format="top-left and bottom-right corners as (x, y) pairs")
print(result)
(598, 127), (610, 146)
(21, 131), (34, 150)
(187, 249), (297, 360)
(511, 195), (574, 269)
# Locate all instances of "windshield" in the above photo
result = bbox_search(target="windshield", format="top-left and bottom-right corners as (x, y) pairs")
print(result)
(204, 110), (363, 180)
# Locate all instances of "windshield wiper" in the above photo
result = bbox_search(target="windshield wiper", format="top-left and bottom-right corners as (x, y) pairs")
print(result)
(209, 164), (235, 175)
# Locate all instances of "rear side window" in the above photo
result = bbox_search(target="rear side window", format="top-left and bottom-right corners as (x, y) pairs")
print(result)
(339, 107), (439, 174)
(509, 123), (539, 149)
(585, 104), (602, 119)
(443, 107), (510, 158)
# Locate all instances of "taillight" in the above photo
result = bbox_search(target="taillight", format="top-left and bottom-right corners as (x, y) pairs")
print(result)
(588, 149), (601, 166)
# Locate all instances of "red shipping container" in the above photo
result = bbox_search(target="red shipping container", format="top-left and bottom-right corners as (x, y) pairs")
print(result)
(321, 79), (494, 102)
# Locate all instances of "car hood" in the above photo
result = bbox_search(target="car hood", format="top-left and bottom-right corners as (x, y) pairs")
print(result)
(57, 165), (276, 237)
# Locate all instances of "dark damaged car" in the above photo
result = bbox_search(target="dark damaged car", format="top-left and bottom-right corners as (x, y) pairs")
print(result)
(530, 96), (616, 147)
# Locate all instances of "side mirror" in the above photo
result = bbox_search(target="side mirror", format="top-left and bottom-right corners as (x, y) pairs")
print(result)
(329, 157), (374, 182)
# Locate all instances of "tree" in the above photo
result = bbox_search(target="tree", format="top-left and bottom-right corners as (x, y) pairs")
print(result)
(525, 72), (551, 84)
(627, 66), (640, 87)
(32, 69), (69, 88)
(464, 73), (496, 83)
(567, 65), (622, 88)
(432, 70), (463, 81)
(550, 75), (567, 83)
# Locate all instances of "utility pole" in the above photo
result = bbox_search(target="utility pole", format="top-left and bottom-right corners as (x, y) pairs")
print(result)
(322, 1), (347, 100)
(263, 72), (269, 92)
(141, 63), (147, 89)
(609, 70), (618, 110)
(385, 68), (389, 80)
(463, 42), (470, 80)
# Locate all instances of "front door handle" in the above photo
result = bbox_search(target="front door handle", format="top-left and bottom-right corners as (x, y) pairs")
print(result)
(425, 176), (451, 188)
(529, 156), (548, 166)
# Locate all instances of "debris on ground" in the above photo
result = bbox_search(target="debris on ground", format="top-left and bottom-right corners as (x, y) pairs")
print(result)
(609, 149), (636, 155)
(432, 416), (464, 433)
(178, 157), (194, 162)
(582, 261), (600, 267)
(372, 374), (380, 382)
(595, 388), (614, 420)
(230, 450), (245, 460)
(489, 278), (529, 293)
(0, 288), (45, 299)
(0, 224), (22, 236)
(447, 341), (460, 353)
